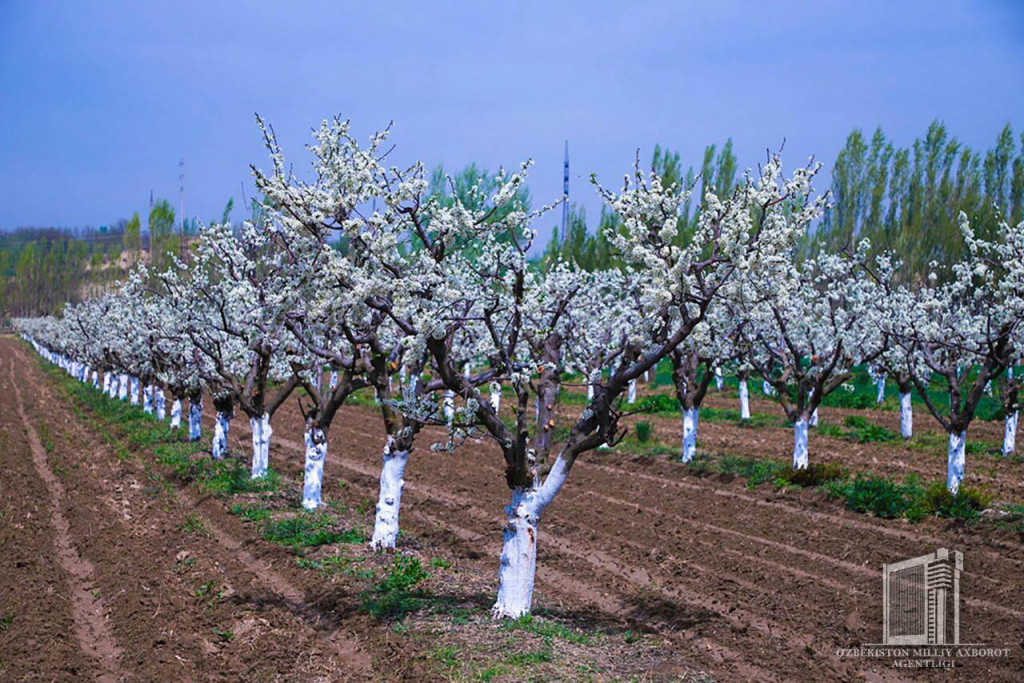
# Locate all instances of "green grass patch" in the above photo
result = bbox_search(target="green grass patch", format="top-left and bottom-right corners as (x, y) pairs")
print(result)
(261, 512), (363, 551)
(360, 555), (430, 620)
(501, 615), (594, 645)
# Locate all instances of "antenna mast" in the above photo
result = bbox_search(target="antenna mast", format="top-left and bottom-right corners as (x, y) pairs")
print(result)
(561, 140), (569, 245)
(179, 158), (185, 233)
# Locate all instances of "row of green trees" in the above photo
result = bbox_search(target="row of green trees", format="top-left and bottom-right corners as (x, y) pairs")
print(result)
(1, 198), (185, 318)
(538, 121), (1024, 281)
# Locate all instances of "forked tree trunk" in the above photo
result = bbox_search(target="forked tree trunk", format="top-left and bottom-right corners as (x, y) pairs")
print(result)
(250, 413), (272, 478)
(491, 457), (569, 619)
(947, 430), (966, 494)
(302, 425), (328, 510)
(369, 437), (409, 550)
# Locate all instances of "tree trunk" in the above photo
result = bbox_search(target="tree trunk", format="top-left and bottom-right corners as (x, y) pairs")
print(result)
(171, 398), (182, 429)
(762, 379), (774, 397)
(947, 430), (966, 494)
(627, 379), (637, 404)
(302, 425), (327, 510)
(91, 370), (99, 388)
(143, 383), (154, 414)
(714, 366), (723, 391)
(491, 486), (541, 619)
(739, 379), (750, 420)
(681, 407), (699, 462)
(369, 438), (409, 550)
(793, 418), (809, 469)
(118, 373), (129, 400)
(212, 412), (231, 459)
(250, 413), (272, 478)
(129, 376), (140, 405)
(443, 390), (455, 424)
(102, 372), (112, 395)
(899, 391), (913, 439)
(876, 376), (886, 403)
(490, 381), (502, 412)
(1002, 411), (1018, 457)
(155, 388), (166, 420)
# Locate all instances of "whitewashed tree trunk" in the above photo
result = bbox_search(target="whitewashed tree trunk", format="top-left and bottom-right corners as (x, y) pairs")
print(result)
(250, 413), (272, 478)
(118, 373), (129, 400)
(627, 379), (637, 404)
(947, 431), (966, 494)
(762, 380), (774, 396)
(1002, 411), (1018, 457)
(302, 426), (328, 510)
(793, 418), (809, 469)
(91, 370), (99, 388)
(899, 392), (913, 439)
(490, 381), (502, 412)
(443, 390), (455, 424)
(739, 380), (750, 420)
(212, 412), (230, 459)
(491, 457), (569, 619)
(129, 376), (140, 405)
(329, 370), (338, 390)
(586, 383), (594, 400)
(188, 399), (202, 439)
(102, 373), (112, 395)
(143, 384), (154, 414)
(681, 407), (699, 463)
(170, 398), (182, 429)
(875, 376), (886, 403)
(369, 438), (409, 550)
(714, 366), (723, 391)
(155, 388), (166, 420)
(984, 380), (993, 396)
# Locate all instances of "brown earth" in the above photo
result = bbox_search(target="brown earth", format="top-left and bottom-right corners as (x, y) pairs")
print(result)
(208, 376), (1024, 680)
(4, 337), (1024, 681)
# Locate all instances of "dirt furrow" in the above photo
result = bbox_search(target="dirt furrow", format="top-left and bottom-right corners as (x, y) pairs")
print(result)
(9, 359), (125, 682)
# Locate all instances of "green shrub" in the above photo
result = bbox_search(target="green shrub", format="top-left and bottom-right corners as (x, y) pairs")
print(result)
(634, 420), (652, 443)
(778, 462), (846, 488)
(634, 394), (679, 414)
(842, 415), (898, 443)
(360, 556), (430, 619)
(840, 475), (923, 519)
(918, 481), (992, 520)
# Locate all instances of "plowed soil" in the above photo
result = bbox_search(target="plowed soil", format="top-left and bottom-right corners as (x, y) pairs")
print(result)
(3, 337), (1023, 681)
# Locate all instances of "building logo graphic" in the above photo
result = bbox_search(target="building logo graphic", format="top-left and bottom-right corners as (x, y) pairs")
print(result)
(882, 548), (962, 646)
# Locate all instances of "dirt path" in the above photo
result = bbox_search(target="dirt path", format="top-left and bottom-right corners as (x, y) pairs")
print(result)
(3, 341), (374, 680)
(9, 359), (125, 682)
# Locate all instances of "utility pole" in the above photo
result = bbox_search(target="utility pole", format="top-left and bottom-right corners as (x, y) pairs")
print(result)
(179, 158), (185, 233)
(561, 140), (569, 245)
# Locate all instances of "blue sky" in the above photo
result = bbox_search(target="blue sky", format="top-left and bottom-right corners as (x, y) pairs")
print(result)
(1, 1), (1022, 247)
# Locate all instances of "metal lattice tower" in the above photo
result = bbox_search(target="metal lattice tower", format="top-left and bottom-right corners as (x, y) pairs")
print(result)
(561, 140), (569, 245)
